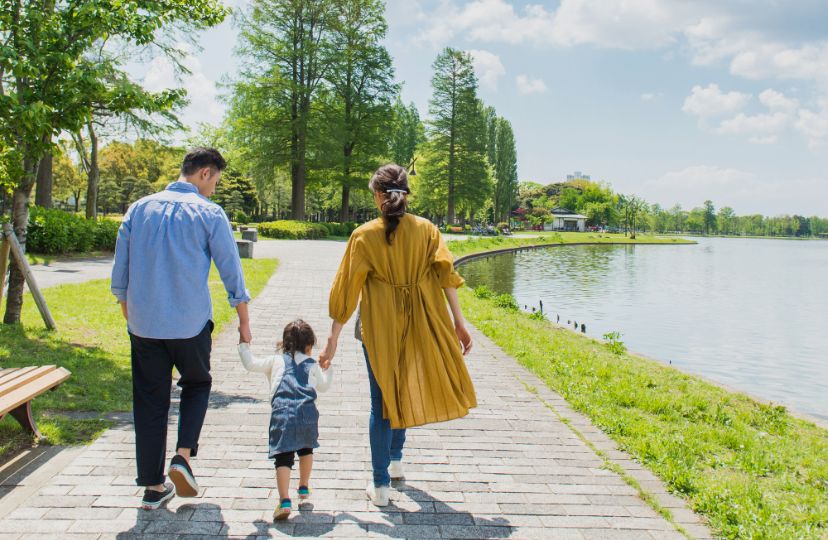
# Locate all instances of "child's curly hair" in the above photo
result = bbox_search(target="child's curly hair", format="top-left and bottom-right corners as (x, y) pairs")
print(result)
(278, 319), (317, 357)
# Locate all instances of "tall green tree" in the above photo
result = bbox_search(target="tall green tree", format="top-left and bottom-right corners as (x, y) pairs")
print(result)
(703, 199), (716, 234)
(421, 47), (489, 224)
(493, 117), (517, 222)
(232, 0), (336, 221)
(390, 99), (425, 169)
(323, 0), (397, 222)
(0, 0), (227, 324)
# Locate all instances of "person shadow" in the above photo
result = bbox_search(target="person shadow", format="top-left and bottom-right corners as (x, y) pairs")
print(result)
(114, 501), (274, 539)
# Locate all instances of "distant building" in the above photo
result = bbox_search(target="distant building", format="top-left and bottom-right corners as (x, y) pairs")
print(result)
(550, 206), (587, 232)
(566, 171), (590, 181)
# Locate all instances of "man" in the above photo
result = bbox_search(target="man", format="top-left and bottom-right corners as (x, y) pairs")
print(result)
(111, 147), (253, 510)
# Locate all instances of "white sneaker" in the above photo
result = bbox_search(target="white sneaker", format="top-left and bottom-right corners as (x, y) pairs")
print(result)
(389, 460), (404, 479)
(366, 484), (390, 507)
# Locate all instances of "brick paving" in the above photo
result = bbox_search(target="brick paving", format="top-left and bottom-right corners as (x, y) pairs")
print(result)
(0, 240), (713, 539)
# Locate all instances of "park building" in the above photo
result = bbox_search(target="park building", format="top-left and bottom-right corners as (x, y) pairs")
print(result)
(550, 206), (587, 232)
(566, 171), (590, 181)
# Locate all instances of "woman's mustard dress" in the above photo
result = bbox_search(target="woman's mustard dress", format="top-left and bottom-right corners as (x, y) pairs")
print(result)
(329, 214), (477, 429)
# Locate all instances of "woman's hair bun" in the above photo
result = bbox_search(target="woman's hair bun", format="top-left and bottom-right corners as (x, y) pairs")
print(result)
(369, 164), (410, 245)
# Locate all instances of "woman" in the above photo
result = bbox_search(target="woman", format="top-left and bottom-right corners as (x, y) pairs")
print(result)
(319, 164), (477, 507)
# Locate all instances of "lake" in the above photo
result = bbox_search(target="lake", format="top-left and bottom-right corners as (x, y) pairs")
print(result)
(457, 237), (828, 420)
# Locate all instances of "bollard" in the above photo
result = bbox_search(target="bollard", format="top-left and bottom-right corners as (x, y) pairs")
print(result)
(242, 229), (258, 242)
(236, 239), (254, 258)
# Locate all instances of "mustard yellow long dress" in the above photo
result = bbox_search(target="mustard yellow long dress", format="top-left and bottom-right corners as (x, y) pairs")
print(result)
(329, 214), (477, 429)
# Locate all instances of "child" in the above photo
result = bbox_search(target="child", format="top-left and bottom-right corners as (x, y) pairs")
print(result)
(239, 319), (332, 521)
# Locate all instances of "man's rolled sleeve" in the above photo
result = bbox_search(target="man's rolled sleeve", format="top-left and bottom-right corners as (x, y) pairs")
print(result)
(209, 209), (251, 307)
(110, 211), (132, 302)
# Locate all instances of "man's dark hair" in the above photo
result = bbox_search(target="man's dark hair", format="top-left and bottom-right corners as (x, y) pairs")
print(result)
(180, 147), (227, 177)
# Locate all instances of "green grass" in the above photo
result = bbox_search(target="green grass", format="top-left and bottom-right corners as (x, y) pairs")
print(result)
(0, 258), (279, 460)
(446, 232), (693, 259)
(460, 287), (828, 539)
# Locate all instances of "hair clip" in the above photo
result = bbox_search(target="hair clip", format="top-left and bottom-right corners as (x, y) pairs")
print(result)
(386, 189), (407, 193)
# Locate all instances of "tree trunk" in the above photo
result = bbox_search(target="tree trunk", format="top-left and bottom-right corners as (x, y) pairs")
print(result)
(339, 184), (350, 223)
(34, 152), (53, 209)
(85, 123), (99, 220)
(4, 157), (37, 325)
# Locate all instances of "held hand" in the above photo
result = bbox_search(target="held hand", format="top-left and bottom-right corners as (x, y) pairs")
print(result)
(318, 335), (338, 369)
(455, 324), (473, 355)
(119, 301), (128, 322)
(238, 322), (252, 344)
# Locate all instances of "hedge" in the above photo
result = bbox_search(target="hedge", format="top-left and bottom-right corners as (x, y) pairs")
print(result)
(258, 220), (329, 240)
(318, 221), (357, 237)
(23, 206), (120, 254)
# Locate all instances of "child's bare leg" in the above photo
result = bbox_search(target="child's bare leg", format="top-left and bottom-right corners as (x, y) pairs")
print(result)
(276, 467), (291, 501)
(298, 454), (313, 488)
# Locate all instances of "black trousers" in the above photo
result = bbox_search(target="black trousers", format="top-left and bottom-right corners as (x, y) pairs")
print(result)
(130, 321), (213, 486)
(275, 448), (313, 470)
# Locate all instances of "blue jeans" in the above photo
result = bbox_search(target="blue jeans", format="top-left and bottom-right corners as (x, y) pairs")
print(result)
(363, 346), (406, 487)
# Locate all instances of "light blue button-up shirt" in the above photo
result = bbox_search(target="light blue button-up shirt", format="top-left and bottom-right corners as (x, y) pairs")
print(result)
(111, 181), (251, 339)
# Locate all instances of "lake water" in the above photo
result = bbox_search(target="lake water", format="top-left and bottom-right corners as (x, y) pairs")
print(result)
(457, 238), (828, 420)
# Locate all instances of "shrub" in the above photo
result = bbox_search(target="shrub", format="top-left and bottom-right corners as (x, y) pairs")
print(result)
(473, 285), (494, 299)
(24, 206), (121, 254)
(494, 294), (519, 311)
(258, 220), (329, 240)
(235, 210), (249, 224)
(497, 222), (509, 230)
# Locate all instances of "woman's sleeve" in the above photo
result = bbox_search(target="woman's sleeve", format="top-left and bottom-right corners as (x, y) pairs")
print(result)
(328, 234), (372, 324)
(430, 226), (465, 289)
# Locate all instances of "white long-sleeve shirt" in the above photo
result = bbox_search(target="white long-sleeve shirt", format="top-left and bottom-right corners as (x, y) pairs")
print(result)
(238, 343), (333, 396)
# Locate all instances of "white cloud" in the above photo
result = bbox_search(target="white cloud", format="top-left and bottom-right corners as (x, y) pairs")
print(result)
(516, 75), (548, 94)
(682, 84), (751, 118)
(716, 112), (789, 134)
(467, 49), (505, 90)
(759, 89), (799, 114)
(641, 93), (655, 100)
(640, 165), (828, 215)
(143, 51), (225, 132)
(748, 135), (778, 145)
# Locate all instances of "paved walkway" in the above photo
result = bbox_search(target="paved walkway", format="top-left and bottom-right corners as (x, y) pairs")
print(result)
(0, 240), (711, 539)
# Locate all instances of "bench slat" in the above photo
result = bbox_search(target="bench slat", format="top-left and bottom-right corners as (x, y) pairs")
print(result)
(0, 366), (57, 398)
(0, 368), (71, 417)
(0, 367), (38, 387)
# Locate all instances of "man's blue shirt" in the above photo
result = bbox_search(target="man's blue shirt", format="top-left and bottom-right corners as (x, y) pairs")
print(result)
(111, 181), (251, 339)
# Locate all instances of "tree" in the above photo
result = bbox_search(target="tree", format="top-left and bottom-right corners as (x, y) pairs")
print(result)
(390, 99), (425, 168)
(493, 117), (518, 223)
(718, 206), (735, 235)
(0, 0), (228, 324)
(323, 0), (397, 222)
(212, 170), (260, 215)
(703, 200), (716, 234)
(423, 48), (490, 224)
(225, 190), (245, 216)
(232, 0), (336, 221)
(52, 148), (85, 211)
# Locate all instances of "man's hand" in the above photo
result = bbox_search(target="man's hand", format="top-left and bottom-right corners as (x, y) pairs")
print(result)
(119, 301), (128, 322)
(455, 324), (472, 355)
(238, 322), (252, 344)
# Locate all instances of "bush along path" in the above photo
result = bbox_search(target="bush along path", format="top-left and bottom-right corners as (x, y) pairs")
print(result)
(0, 240), (695, 539)
(0, 258), (279, 462)
(460, 286), (828, 540)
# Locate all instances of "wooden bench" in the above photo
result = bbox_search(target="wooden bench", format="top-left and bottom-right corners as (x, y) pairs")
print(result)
(0, 366), (71, 438)
(449, 227), (463, 233)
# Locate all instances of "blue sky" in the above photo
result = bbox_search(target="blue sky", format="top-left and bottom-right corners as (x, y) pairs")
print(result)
(140, 0), (828, 216)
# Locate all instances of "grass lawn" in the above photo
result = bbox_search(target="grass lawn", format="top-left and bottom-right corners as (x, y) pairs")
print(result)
(446, 232), (693, 259)
(26, 251), (114, 266)
(460, 287), (828, 540)
(0, 258), (279, 461)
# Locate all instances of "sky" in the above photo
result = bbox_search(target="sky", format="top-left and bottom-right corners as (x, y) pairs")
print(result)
(137, 0), (828, 216)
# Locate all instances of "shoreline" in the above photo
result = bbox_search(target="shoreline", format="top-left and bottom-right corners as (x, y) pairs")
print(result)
(452, 240), (827, 430)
